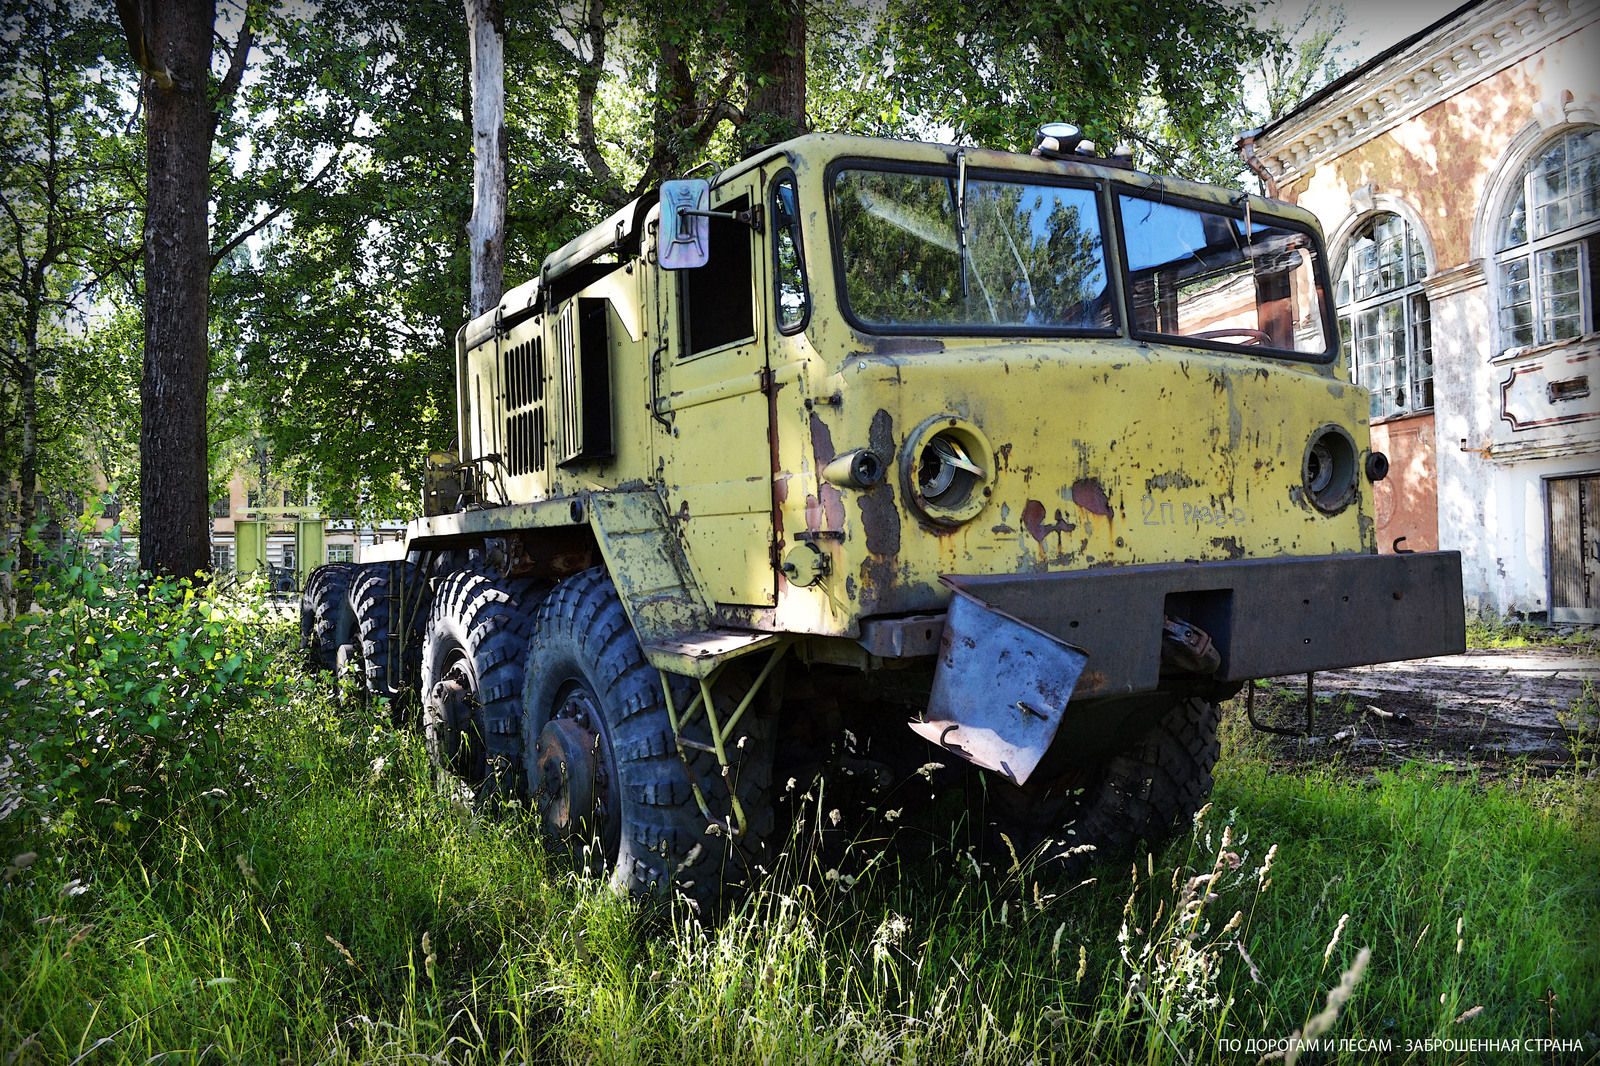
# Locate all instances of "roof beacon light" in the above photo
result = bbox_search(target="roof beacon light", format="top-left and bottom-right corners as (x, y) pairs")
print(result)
(1031, 122), (1082, 160)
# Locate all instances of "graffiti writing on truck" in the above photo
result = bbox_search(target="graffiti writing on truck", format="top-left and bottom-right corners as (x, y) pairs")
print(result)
(1141, 495), (1248, 528)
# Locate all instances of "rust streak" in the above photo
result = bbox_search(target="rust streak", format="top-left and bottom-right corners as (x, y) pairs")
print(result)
(1071, 478), (1111, 517)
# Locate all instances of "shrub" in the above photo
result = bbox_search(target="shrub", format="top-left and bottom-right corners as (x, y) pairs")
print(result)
(0, 527), (279, 852)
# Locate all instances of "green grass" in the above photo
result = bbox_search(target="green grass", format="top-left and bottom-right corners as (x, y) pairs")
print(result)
(1466, 616), (1599, 654)
(3, 618), (1597, 1063)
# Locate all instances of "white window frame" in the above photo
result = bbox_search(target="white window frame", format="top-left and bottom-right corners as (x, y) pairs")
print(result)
(1334, 210), (1434, 422)
(1494, 125), (1600, 356)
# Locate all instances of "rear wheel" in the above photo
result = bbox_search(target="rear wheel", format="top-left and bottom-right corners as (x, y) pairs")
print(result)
(419, 569), (542, 799)
(979, 695), (1221, 874)
(300, 563), (356, 672)
(348, 561), (427, 726)
(521, 567), (777, 916)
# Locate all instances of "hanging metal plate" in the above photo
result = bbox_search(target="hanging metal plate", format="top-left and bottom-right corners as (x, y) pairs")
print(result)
(908, 584), (1089, 785)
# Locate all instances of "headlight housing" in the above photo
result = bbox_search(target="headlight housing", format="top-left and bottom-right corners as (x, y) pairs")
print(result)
(1302, 424), (1358, 514)
(901, 416), (995, 526)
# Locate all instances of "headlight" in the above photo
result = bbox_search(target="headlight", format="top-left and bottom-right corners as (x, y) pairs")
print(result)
(901, 416), (995, 526)
(1302, 425), (1358, 514)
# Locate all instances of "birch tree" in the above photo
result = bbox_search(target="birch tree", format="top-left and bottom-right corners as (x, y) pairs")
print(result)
(466, 0), (507, 318)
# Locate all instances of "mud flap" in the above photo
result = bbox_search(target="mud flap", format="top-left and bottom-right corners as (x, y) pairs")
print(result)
(908, 585), (1089, 786)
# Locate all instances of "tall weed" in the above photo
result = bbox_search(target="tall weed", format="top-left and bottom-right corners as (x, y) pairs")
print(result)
(0, 531), (278, 851)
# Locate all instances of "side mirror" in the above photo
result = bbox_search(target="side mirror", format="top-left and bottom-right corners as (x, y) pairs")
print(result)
(659, 178), (711, 270)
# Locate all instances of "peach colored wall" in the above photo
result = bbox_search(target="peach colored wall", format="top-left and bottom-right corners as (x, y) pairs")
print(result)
(1286, 63), (1536, 267)
(1370, 414), (1439, 554)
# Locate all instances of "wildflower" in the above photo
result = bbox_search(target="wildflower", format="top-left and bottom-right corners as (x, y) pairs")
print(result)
(325, 935), (356, 968)
(1323, 914), (1349, 965)
(235, 853), (261, 890)
(421, 932), (437, 982)
(1257, 844), (1278, 883)
(1284, 947), (1371, 1066)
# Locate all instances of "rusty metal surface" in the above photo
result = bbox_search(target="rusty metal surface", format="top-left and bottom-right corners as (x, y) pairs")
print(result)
(945, 551), (1465, 699)
(910, 586), (1089, 785)
(857, 614), (945, 658)
(406, 496), (582, 549)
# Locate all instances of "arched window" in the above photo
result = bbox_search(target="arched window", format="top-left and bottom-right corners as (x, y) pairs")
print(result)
(1495, 125), (1600, 353)
(1336, 212), (1432, 420)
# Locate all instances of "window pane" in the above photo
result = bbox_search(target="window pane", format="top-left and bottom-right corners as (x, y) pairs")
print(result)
(1336, 212), (1430, 416)
(1537, 244), (1584, 340)
(682, 204), (755, 355)
(1499, 185), (1528, 249)
(1409, 292), (1433, 411)
(1119, 194), (1328, 354)
(771, 175), (809, 331)
(1499, 256), (1534, 348)
(835, 170), (1111, 330)
(1532, 127), (1600, 239)
(1354, 299), (1407, 418)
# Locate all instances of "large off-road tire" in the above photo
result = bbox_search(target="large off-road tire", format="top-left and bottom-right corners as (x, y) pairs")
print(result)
(419, 569), (542, 798)
(300, 563), (356, 672)
(521, 567), (777, 917)
(980, 695), (1221, 874)
(347, 561), (427, 725)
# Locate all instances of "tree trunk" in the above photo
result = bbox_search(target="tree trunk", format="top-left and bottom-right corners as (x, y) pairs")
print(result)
(465, 0), (507, 319)
(744, 0), (807, 149)
(138, 0), (214, 579)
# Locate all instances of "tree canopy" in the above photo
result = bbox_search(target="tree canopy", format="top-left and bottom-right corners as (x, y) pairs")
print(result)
(2, 0), (1346, 555)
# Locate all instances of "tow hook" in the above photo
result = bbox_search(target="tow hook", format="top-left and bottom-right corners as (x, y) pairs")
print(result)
(1160, 615), (1221, 675)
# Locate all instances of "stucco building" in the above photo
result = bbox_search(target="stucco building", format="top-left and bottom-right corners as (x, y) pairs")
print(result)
(1240, 0), (1600, 622)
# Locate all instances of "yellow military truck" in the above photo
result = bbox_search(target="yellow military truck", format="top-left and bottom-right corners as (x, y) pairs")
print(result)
(304, 128), (1464, 911)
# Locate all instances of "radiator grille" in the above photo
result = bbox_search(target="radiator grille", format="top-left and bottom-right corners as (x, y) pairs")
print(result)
(500, 329), (547, 476)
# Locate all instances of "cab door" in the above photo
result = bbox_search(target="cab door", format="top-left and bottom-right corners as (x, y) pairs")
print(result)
(656, 174), (775, 607)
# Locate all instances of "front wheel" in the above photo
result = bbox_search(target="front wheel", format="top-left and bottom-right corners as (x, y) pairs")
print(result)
(521, 567), (777, 916)
(979, 695), (1222, 873)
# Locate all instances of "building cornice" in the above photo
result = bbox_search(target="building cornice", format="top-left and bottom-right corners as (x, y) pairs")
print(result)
(1249, 0), (1594, 191)
(1421, 259), (1488, 299)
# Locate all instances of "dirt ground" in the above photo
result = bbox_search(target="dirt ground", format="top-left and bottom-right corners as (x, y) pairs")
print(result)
(1244, 640), (1600, 777)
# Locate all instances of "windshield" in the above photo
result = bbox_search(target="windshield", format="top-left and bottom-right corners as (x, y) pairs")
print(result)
(1118, 193), (1332, 359)
(832, 168), (1113, 332)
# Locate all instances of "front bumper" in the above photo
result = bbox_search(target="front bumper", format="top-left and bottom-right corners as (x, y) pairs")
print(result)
(941, 551), (1465, 700)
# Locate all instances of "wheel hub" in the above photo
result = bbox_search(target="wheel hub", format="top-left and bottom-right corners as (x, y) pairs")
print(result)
(424, 666), (472, 768)
(533, 717), (600, 838)
(532, 683), (617, 858)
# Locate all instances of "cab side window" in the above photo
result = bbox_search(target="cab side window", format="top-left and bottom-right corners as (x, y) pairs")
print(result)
(682, 196), (755, 356)
(772, 173), (809, 332)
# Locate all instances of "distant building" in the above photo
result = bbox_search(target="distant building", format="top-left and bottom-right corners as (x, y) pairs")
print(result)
(1239, 0), (1600, 622)
(209, 468), (406, 586)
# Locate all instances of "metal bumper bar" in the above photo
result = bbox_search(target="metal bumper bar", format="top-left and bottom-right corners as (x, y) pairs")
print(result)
(943, 551), (1465, 700)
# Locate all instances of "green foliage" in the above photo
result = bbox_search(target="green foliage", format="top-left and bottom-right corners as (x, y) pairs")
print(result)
(1, 639), (1595, 1062)
(0, 0), (142, 536)
(867, 0), (1270, 170)
(0, 527), (278, 849)
(1466, 614), (1600, 653)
